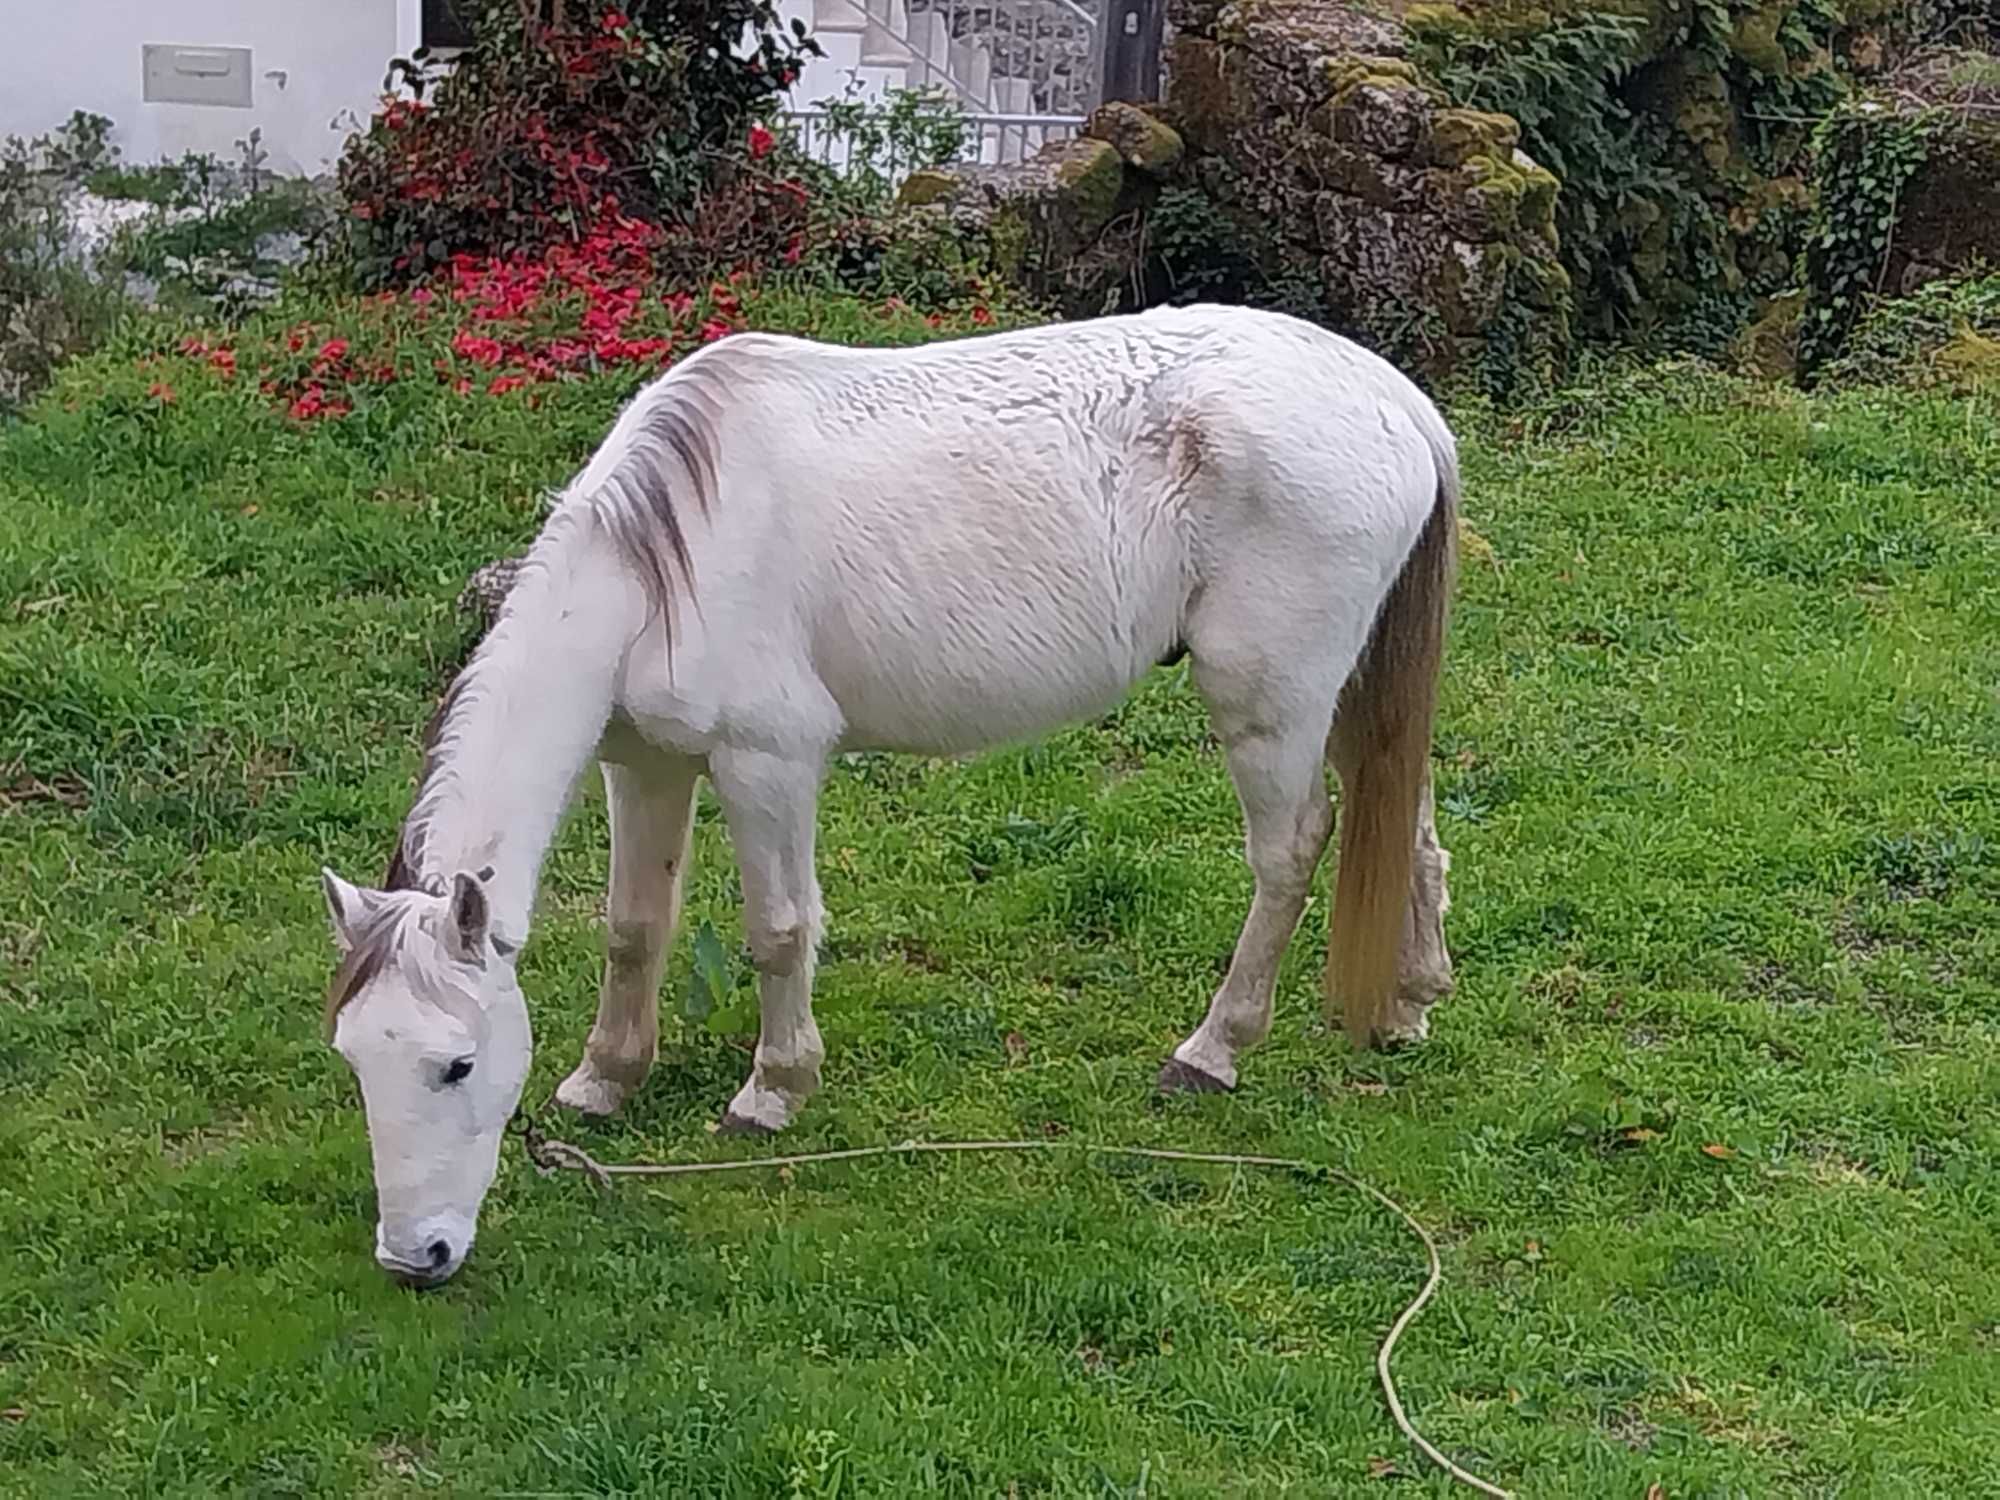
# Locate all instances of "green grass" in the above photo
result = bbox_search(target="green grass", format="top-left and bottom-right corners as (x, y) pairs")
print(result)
(2, 320), (1998, 1497)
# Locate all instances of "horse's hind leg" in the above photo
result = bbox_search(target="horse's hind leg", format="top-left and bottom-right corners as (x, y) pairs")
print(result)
(1160, 645), (1347, 1094)
(1328, 755), (1453, 1044)
(557, 756), (700, 1115)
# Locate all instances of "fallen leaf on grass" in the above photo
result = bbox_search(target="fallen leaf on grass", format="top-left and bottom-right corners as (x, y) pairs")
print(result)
(1456, 517), (1497, 567)
(0, 769), (90, 811)
(1351, 1080), (1390, 1096)
(1004, 1031), (1028, 1064)
(1621, 1127), (1664, 1145)
(1367, 1456), (1404, 1479)
(1701, 1144), (1736, 1160)
(1646, 1484), (1667, 1499)
(1, 1407), (24, 1422)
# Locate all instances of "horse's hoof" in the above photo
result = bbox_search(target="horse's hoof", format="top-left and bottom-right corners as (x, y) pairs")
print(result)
(1369, 1014), (1433, 1052)
(555, 1068), (632, 1117)
(715, 1110), (778, 1138)
(1157, 1057), (1233, 1095)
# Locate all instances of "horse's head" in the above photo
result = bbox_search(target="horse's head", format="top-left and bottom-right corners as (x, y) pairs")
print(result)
(320, 867), (532, 1287)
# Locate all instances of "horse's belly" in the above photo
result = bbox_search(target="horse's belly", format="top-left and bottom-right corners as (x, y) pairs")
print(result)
(816, 586), (1172, 757)
(827, 635), (1150, 755)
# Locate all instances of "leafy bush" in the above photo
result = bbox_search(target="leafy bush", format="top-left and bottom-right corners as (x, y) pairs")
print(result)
(1798, 103), (1941, 378)
(0, 114), (126, 416)
(121, 182), (1037, 433)
(1411, 0), (1845, 345)
(796, 86), (969, 211)
(336, 0), (818, 282)
(771, 89), (1017, 312)
(1410, 10), (1692, 340)
(1143, 176), (1325, 321)
(1908, 0), (1993, 46)
(103, 136), (333, 317)
(1817, 267), (2000, 390)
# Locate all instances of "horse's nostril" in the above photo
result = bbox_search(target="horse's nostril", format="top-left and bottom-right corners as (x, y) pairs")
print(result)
(427, 1238), (452, 1269)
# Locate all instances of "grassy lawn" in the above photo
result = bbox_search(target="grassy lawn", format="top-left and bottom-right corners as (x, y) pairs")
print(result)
(2, 310), (1997, 1497)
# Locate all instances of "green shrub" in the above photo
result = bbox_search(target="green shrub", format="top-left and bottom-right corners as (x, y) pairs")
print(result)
(102, 136), (333, 318)
(0, 114), (127, 416)
(1817, 267), (2000, 390)
(794, 86), (969, 213)
(1143, 178), (1325, 321)
(1798, 103), (1941, 379)
(767, 89), (1032, 318)
(1411, 0), (1846, 346)
(1410, 10), (1684, 339)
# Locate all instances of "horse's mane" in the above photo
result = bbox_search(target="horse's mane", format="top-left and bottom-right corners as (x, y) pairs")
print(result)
(588, 362), (725, 635)
(378, 355), (730, 904)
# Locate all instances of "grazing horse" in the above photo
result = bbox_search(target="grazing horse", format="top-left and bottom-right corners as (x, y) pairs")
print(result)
(319, 304), (1459, 1286)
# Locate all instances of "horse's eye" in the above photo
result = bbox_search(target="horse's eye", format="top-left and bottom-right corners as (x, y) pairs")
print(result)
(443, 1057), (474, 1085)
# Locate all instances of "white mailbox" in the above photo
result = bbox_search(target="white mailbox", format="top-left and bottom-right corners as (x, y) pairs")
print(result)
(142, 44), (255, 109)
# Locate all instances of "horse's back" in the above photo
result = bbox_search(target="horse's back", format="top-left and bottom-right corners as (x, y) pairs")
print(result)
(610, 307), (1446, 757)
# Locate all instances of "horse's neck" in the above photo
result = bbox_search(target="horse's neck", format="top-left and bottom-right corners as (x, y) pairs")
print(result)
(399, 514), (632, 943)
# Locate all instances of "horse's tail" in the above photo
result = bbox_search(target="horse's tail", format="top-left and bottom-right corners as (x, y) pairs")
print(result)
(1323, 418), (1458, 1047)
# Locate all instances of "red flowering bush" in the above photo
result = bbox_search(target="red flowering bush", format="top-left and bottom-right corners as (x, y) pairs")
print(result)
(134, 165), (1033, 435)
(135, 0), (1035, 438)
(336, 0), (815, 283)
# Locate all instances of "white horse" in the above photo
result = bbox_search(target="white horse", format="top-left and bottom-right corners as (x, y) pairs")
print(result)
(319, 304), (1459, 1286)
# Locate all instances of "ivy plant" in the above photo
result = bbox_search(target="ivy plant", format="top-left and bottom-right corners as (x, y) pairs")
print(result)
(1799, 103), (1939, 377)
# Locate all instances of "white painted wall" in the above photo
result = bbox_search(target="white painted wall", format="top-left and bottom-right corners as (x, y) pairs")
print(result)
(0, 0), (946, 179)
(0, 0), (417, 176)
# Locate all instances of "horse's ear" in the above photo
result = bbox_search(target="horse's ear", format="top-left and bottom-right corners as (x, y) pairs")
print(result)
(322, 867), (373, 956)
(444, 871), (490, 969)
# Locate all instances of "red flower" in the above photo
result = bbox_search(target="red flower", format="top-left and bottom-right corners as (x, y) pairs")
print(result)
(208, 348), (238, 378)
(748, 123), (776, 161)
(971, 305), (993, 326)
(699, 319), (734, 343)
(147, 381), (176, 404)
(451, 331), (505, 367)
(489, 374), (528, 395)
(317, 338), (350, 363)
(601, 9), (631, 29)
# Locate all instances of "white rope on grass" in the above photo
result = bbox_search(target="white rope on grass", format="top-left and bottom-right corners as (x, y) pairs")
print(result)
(515, 1123), (1514, 1498)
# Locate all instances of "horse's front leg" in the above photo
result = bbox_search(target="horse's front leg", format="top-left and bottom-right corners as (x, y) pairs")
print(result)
(708, 746), (827, 1135)
(556, 757), (700, 1115)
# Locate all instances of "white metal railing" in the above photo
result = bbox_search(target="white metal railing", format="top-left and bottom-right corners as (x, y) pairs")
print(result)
(804, 0), (1103, 157)
(783, 107), (1086, 180)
